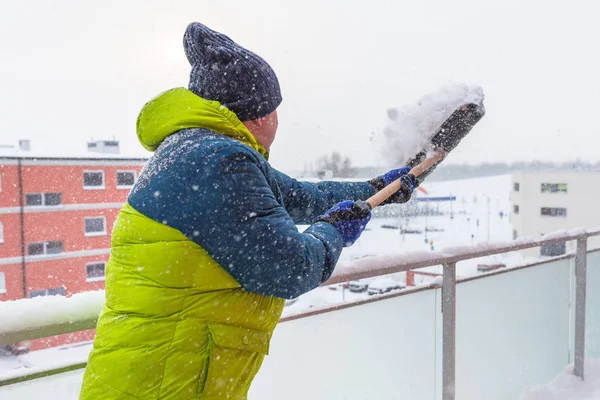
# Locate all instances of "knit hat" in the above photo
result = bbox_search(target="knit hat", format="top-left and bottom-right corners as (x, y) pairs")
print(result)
(183, 22), (282, 121)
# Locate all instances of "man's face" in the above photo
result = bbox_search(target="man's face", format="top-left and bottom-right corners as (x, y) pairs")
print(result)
(243, 110), (279, 151)
(263, 110), (279, 141)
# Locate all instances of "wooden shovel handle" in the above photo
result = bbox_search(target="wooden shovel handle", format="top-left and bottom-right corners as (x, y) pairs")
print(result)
(366, 150), (447, 209)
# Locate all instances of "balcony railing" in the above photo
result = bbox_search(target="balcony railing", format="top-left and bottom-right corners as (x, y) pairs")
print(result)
(1, 228), (600, 399)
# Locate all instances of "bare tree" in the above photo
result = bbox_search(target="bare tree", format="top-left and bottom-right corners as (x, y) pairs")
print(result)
(317, 152), (356, 178)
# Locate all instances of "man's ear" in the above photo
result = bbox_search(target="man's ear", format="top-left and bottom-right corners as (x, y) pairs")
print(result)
(254, 119), (264, 127)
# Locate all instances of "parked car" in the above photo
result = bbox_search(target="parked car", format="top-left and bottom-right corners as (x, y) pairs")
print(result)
(381, 224), (400, 230)
(400, 228), (423, 234)
(349, 280), (369, 293)
(327, 282), (349, 291)
(477, 263), (506, 272)
(367, 278), (405, 296)
(0, 341), (30, 357)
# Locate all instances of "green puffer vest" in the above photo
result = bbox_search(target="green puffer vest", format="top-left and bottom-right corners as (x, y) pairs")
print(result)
(79, 89), (285, 400)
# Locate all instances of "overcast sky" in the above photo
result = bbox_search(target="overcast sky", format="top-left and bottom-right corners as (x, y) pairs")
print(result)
(1, 0), (598, 173)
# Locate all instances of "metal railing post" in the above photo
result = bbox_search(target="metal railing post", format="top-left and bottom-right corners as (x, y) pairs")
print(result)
(574, 236), (587, 380)
(442, 262), (457, 400)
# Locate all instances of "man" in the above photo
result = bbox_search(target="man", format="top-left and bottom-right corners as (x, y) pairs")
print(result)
(80, 22), (416, 400)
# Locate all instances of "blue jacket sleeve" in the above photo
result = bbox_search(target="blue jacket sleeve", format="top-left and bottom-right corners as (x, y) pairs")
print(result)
(270, 169), (376, 225)
(186, 147), (344, 299)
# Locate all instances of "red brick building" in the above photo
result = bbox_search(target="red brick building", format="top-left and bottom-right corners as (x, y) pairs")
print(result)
(0, 153), (146, 349)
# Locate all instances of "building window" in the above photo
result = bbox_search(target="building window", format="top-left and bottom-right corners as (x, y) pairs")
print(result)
(25, 193), (62, 206)
(513, 182), (520, 192)
(116, 171), (136, 188)
(83, 171), (105, 189)
(85, 217), (106, 236)
(27, 241), (64, 256)
(541, 183), (567, 193)
(541, 207), (567, 217)
(28, 242), (44, 255)
(541, 242), (566, 257)
(86, 262), (106, 282)
(46, 241), (64, 254)
(0, 272), (6, 294)
(25, 193), (43, 206)
(513, 205), (519, 214)
(0, 221), (3, 243)
(44, 192), (62, 206)
(30, 287), (66, 298)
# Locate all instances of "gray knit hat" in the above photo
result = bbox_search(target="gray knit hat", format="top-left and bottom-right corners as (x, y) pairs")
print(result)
(183, 22), (282, 121)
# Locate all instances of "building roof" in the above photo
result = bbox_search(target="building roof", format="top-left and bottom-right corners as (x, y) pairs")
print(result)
(0, 153), (149, 162)
(0, 147), (149, 161)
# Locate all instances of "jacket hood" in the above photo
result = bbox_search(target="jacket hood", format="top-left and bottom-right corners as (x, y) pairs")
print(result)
(136, 87), (268, 158)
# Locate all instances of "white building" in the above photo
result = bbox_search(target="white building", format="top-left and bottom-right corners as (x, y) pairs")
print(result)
(87, 140), (120, 154)
(511, 171), (600, 258)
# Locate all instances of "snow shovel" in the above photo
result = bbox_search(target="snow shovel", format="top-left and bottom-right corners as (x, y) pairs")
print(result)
(354, 101), (485, 213)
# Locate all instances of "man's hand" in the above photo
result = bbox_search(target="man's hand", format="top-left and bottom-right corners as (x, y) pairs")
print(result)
(315, 200), (371, 247)
(378, 167), (412, 186)
(368, 167), (417, 204)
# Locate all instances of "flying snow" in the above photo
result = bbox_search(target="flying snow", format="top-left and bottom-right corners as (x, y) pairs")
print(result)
(371, 83), (485, 167)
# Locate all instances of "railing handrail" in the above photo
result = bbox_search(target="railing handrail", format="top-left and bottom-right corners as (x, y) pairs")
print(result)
(325, 227), (600, 284)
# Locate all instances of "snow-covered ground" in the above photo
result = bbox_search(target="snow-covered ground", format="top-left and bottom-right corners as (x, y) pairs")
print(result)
(342, 174), (515, 268)
(0, 341), (92, 380)
(284, 174), (520, 314)
(519, 359), (600, 400)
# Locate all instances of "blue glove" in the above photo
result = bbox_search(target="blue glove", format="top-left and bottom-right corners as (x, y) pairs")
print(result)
(380, 167), (412, 185)
(316, 200), (371, 247)
(368, 167), (417, 204)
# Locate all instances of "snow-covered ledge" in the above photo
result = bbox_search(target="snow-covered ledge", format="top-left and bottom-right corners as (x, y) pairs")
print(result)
(0, 291), (104, 345)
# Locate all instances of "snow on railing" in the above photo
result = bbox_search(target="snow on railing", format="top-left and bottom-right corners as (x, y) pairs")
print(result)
(0, 290), (104, 345)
